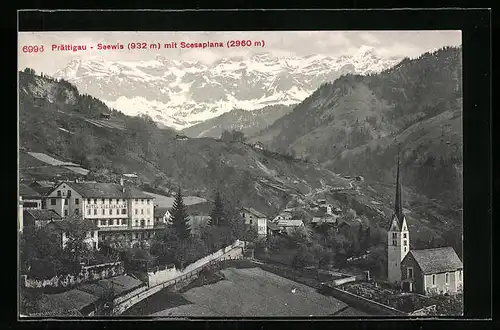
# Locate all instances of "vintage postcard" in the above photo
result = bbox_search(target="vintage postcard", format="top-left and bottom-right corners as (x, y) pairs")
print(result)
(18, 29), (463, 318)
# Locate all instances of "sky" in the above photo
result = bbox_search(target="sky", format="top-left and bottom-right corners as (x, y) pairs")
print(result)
(18, 31), (461, 75)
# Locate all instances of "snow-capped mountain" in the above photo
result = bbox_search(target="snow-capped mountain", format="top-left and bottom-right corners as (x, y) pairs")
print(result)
(52, 46), (402, 130)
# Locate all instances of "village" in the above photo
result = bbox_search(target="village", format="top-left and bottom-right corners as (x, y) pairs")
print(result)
(18, 156), (463, 317)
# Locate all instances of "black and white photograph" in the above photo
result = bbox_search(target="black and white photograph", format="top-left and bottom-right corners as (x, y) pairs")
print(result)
(18, 28), (464, 318)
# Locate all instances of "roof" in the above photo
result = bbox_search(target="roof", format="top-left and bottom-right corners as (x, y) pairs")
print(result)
(186, 201), (212, 215)
(19, 183), (42, 198)
(98, 275), (145, 296)
(30, 181), (55, 196)
(37, 289), (99, 314)
(242, 207), (267, 218)
(24, 209), (62, 221)
(51, 219), (98, 232)
(407, 247), (463, 274)
(123, 173), (138, 178)
(154, 207), (171, 218)
(54, 182), (153, 199)
(276, 219), (304, 227)
(267, 222), (280, 231)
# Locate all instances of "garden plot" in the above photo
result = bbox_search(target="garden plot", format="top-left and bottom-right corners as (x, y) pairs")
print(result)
(153, 267), (349, 317)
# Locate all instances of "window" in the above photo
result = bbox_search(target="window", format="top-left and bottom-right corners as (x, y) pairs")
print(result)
(57, 190), (61, 197)
(75, 209), (79, 215)
(459, 270), (462, 281)
(135, 209), (138, 215)
(392, 240), (397, 246)
(101, 198), (105, 203)
(250, 219), (253, 225)
(88, 199), (91, 203)
(75, 198), (79, 205)
(51, 198), (56, 205)
(92, 242), (97, 250)
(147, 200), (150, 204)
(432, 274), (436, 286)
(445, 273), (449, 284)
(94, 209), (97, 215)
(141, 209), (144, 215)
(102, 209), (105, 215)
(135, 220), (138, 226)
(404, 247), (406, 252)
(94, 199), (97, 204)
(110, 219), (114, 226)
(403, 233), (407, 238)
(122, 209), (126, 214)
(94, 220), (98, 227)
(64, 199), (68, 205)
(141, 199), (144, 204)
(122, 219), (127, 225)
(87, 209), (91, 215)
(110, 209), (113, 215)
(64, 210), (68, 216)
(135, 199), (138, 202)
(392, 232), (397, 239)
(100, 219), (106, 226)
(67, 190), (71, 197)
(407, 267), (413, 278)
(403, 240), (407, 246)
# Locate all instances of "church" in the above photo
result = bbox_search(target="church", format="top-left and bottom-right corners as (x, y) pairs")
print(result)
(387, 156), (463, 295)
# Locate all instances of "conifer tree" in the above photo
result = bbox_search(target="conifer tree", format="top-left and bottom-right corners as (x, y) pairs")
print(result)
(170, 186), (191, 240)
(208, 190), (226, 226)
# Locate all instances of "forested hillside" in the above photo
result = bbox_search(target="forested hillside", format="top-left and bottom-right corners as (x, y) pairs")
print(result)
(251, 46), (462, 210)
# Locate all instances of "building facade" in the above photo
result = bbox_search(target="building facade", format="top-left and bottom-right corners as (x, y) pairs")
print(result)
(400, 247), (463, 295)
(240, 207), (267, 237)
(45, 181), (157, 247)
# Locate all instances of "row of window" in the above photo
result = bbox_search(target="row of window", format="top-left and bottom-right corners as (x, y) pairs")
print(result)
(100, 231), (153, 241)
(428, 271), (462, 286)
(94, 218), (152, 226)
(391, 232), (408, 239)
(87, 198), (127, 204)
(88, 208), (127, 216)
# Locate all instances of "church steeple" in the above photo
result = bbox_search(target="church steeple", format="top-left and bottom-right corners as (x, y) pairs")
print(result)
(394, 153), (404, 224)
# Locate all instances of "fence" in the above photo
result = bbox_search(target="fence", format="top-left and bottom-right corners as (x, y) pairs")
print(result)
(320, 284), (407, 316)
(112, 241), (244, 315)
(21, 262), (124, 289)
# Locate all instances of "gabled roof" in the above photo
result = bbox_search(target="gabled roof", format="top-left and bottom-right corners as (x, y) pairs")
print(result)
(52, 182), (153, 199)
(406, 247), (463, 275)
(242, 207), (267, 218)
(23, 209), (62, 221)
(19, 183), (42, 198)
(154, 207), (171, 218)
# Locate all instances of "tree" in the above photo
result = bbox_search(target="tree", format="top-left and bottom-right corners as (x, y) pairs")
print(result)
(208, 190), (227, 227)
(170, 186), (191, 240)
(23, 67), (35, 75)
(62, 214), (94, 266)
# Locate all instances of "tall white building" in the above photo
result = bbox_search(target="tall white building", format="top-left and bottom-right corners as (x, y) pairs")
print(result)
(45, 180), (158, 247)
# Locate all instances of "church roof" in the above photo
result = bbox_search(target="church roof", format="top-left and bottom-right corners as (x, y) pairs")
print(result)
(389, 153), (405, 230)
(407, 247), (463, 275)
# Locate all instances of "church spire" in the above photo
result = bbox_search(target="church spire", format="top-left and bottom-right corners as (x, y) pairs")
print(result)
(394, 152), (404, 224)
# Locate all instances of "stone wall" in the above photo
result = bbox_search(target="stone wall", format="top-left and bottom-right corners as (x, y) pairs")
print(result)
(22, 262), (124, 289)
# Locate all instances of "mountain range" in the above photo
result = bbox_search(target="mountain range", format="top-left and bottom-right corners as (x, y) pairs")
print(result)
(52, 46), (401, 130)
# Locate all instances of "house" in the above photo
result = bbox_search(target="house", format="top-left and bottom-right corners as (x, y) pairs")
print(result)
(154, 206), (171, 225)
(100, 112), (111, 120)
(319, 203), (333, 215)
(23, 209), (63, 229)
(122, 173), (138, 179)
(45, 181), (157, 248)
(186, 202), (212, 236)
(35, 289), (100, 316)
(19, 183), (43, 210)
(240, 207), (267, 237)
(273, 211), (292, 222)
(29, 181), (56, 208)
(47, 218), (99, 250)
(275, 219), (304, 235)
(400, 247), (463, 295)
(311, 216), (338, 227)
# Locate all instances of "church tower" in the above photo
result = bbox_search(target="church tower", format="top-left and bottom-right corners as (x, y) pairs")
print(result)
(387, 154), (410, 283)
